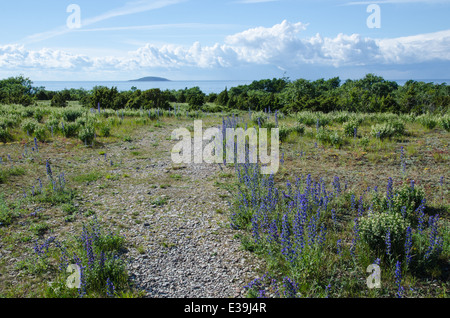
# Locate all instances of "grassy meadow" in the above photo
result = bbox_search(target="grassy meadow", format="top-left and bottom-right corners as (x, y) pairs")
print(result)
(0, 100), (448, 298)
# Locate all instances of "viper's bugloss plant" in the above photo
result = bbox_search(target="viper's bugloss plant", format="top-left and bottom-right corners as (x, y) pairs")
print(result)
(395, 261), (404, 298)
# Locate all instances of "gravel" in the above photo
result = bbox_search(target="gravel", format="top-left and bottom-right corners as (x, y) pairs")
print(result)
(81, 128), (264, 298)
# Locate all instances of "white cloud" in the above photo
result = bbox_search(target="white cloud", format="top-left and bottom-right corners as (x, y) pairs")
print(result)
(377, 29), (450, 63)
(0, 44), (93, 70)
(2, 21), (450, 78)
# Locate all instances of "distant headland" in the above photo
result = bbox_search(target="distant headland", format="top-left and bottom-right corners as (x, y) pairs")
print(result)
(129, 76), (171, 82)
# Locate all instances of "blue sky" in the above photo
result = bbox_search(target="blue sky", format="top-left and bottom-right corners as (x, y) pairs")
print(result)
(0, 0), (449, 81)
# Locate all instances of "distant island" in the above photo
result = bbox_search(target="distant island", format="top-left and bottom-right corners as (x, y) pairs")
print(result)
(129, 76), (171, 82)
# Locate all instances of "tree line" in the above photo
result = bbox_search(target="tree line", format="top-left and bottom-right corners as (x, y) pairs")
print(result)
(1, 74), (449, 114)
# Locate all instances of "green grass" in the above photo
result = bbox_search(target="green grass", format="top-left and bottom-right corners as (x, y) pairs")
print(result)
(151, 196), (168, 207)
(0, 166), (26, 184)
(0, 195), (16, 226)
(72, 171), (103, 183)
(29, 222), (50, 236)
(0, 104), (448, 299)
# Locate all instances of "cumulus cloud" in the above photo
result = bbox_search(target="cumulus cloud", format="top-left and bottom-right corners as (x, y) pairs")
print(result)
(2, 20), (450, 77)
(377, 29), (450, 64)
(0, 44), (93, 70)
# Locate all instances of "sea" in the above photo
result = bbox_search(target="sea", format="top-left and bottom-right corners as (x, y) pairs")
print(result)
(33, 80), (255, 95)
(33, 79), (450, 95)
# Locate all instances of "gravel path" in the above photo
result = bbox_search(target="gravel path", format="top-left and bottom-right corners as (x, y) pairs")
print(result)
(80, 125), (263, 298)
(125, 163), (261, 298)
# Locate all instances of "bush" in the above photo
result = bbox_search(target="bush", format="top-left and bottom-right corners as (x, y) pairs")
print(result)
(417, 114), (438, 130)
(293, 123), (305, 135)
(0, 116), (18, 129)
(51, 93), (68, 107)
(251, 112), (267, 126)
(391, 120), (405, 135)
(329, 131), (344, 148)
(33, 108), (45, 122)
(440, 114), (450, 132)
(371, 121), (405, 139)
(79, 124), (96, 144)
(46, 116), (60, 132)
(316, 113), (330, 128)
(61, 121), (80, 138)
(391, 184), (426, 226)
(21, 119), (39, 135)
(62, 108), (84, 122)
(34, 124), (49, 142)
(316, 128), (342, 147)
(99, 124), (111, 137)
(316, 127), (330, 144)
(331, 111), (350, 124)
(343, 120), (359, 137)
(42, 218), (131, 298)
(360, 136), (370, 148)
(21, 108), (35, 118)
(0, 127), (11, 143)
(360, 212), (410, 256)
(279, 125), (290, 142)
(297, 111), (317, 126)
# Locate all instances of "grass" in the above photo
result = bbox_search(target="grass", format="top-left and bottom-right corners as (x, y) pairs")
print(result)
(151, 196), (169, 207)
(72, 171), (103, 184)
(0, 103), (448, 299)
(0, 166), (26, 184)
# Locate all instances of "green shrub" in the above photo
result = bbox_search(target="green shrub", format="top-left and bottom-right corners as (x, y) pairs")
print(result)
(46, 116), (60, 132)
(61, 121), (80, 138)
(0, 116), (18, 129)
(75, 116), (88, 127)
(0, 127), (11, 142)
(21, 119), (39, 134)
(263, 122), (276, 130)
(440, 115), (450, 132)
(391, 120), (405, 135)
(316, 127), (342, 147)
(293, 123), (305, 135)
(251, 112), (267, 126)
(279, 125), (290, 142)
(316, 127), (330, 144)
(343, 120), (359, 137)
(360, 212), (410, 256)
(370, 121), (405, 139)
(147, 109), (158, 120)
(62, 108), (84, 122)
(331, 111), (350, 124)
(417, 114), (438, 130)
(33, 108), (45, 122)
(316, 113), (330, 128)
(21, 108), (35, 118)
(79, 124), (96, 144)
(34, 124), (49, 142)
(391, 184), (425, 226)
(329, 131), (344, 148)
(297, 111), (317, 126)
(360, 136), (370, 148)
(100, 124), (111, 137)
